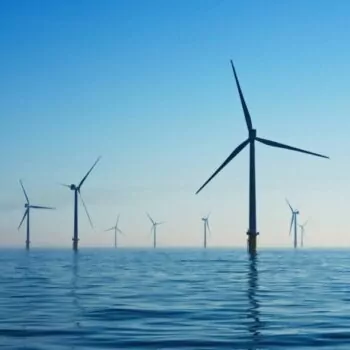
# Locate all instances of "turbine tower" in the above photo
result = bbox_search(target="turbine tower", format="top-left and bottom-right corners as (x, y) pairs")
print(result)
(147, 213), (164, 248)
(196, 60), (329, 254)
(201, 213), (211, 248)
(286, 199), (299, 249)
(105, 214), (124, 248)
(61, 157), (101, 251)
(18, 180), (55, 249)
(298, 220), (308, 248)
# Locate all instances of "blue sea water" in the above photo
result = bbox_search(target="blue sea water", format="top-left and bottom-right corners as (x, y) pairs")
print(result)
(0, 248), (350, 349)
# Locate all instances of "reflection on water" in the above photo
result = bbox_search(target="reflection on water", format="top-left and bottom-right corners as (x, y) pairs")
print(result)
(72, 253), (83, 330)
(1, 249), (350, 349)
(247, 254), (261, 349)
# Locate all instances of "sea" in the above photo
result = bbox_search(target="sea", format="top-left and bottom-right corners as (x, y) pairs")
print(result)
(0, 248), (350, 349)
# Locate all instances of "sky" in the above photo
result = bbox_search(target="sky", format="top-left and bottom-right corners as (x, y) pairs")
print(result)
(0, 0), (349, 248)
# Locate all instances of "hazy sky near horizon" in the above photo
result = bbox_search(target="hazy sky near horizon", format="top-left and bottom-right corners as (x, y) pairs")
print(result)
(0, 0), (349, 248)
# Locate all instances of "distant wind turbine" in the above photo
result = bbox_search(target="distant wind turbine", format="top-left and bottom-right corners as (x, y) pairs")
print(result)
(105, 214), (124, 248)
(147, 213), (164, 248)
(196, 60), (329, 254)
(201, 213), (211, 248)
(298, 220), (308, 248)
(18, 180), (55, 249)
(286, 199), (299, 249)
(61, 157), (101, 251)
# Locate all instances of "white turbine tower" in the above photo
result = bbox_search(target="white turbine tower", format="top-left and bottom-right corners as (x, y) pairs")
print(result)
(196, 61), (329, 254)
(298, 220), (309, 248)
(60, 157), (101, 251)
(201, 213), (211, 248)
(147, 213), (164, 248)
(286, 199), (299, 249)
(18, 180), (55, 249)
(105, 214), (124, 248)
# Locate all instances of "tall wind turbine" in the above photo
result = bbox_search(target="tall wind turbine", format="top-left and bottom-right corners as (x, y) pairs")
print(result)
(201, 213), (211, 248)
(286, 199), (299, 249)
(105, 214), (124, 248)
(18, 180), (55, 249)
(61, 157), (101, 251)
(298, 220), (308, 248)
(196, 60), (329, 254)
(147, 213), (164, 248)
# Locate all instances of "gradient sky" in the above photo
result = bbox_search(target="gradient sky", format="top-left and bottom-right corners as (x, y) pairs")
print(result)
(0, 0), (349, 248)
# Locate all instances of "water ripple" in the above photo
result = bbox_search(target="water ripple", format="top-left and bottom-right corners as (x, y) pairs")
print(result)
(0, 249), (350, 349)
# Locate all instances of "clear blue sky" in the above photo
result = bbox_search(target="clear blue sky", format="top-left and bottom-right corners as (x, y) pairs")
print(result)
(0, 0), (349, 248)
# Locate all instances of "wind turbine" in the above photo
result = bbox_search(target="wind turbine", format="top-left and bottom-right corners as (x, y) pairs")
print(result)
(286, 199), (299, 249)
(147, 213), (164, 248)
(105, 214), (124, 248)
(61, 157), (101, 251)
(298, 220), (308, 248)
(201, 213), (211, 248)
(18, 180), (55, 249)
(196, 60), (329, 254)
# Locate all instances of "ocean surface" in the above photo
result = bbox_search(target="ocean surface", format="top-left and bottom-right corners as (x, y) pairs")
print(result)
(0, 248), (350, 349)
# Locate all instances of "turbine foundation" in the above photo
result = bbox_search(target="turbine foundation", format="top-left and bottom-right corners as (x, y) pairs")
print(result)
(247, 232), (258, 254)
(72, 238), (79, 251)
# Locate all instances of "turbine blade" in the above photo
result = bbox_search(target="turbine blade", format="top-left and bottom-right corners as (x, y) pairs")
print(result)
(30, 205), (55, 209)
(78, 156), (101, 190)
(19, 180), (29, 204)
(146, 213), (155, 225)
(117, 228), (125, 236)
(59, 183), (71, 188)
(289, 215), (294, 236)
(116, 214), (120, 227)
(196, 139), (249, 195)
(285, 198), (293, 212)
(256, 138), (329, 159)
(18, 209), (28, 230)
(157, 221), (165, 225)
(78, 191), (94, 229)
(230, 60), (253, 131)
(105, 227), (115, 232)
